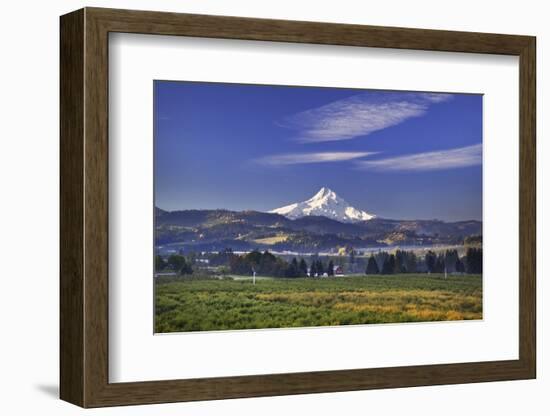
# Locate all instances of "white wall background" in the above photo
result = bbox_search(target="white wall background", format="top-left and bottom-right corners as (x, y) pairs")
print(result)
(0, 0), (545, 414)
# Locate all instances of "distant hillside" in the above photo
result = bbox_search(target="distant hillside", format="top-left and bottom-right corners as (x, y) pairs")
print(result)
(155, 207), (482, 253)
(155, 207), (168, 217)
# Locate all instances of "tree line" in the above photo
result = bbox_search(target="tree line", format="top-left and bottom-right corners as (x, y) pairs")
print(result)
(228, 250), (335, 278)
(156, 247), (482, 277)
(156, 249), (337, 278)
(365, 248), (482, 275)
(156, 254), (193, 275)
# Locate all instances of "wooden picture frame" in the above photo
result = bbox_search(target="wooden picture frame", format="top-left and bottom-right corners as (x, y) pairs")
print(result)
(60, 7), (536, 408)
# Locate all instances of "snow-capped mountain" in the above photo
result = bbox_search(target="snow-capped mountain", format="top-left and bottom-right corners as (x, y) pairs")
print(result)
(269, 187), (375, 223)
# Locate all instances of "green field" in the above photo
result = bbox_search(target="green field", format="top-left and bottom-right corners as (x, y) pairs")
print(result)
(155, 274), (482, 333)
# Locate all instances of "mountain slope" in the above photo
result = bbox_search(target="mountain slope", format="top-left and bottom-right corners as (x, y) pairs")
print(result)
(155, 205), (482, 253)
(154, 208), (481, 253)
(270, 187), (375, 223)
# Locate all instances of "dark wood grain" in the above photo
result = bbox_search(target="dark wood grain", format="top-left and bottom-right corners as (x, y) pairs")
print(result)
(88, 7), (532, 55)
(83, 10), (110, 406)
(60, 7), (537, 408)
(518, 38), (536, 376)
(59, 8), (84, 406)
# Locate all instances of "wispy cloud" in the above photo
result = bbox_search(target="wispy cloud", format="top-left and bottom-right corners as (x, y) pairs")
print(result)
(355, 144), (482, 172)
(281, 92), (453, 143)
(256, 151), (377, 166)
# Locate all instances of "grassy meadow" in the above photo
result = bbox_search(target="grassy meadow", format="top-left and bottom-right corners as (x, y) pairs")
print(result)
(155, 274), (482, 333)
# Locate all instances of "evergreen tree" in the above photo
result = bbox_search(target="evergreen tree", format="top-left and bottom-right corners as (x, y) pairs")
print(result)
(381, 255), (396, 275)
(445, 249), (459, 273)
(466, 248), (482, 274)
(434, 255), (445, 273)
(309, 261), (317, 277)
(406, 252), (417, 273)
(366, 255), (379, 274)
(292, 257), (299, 272)
(258, 250), (278, 276)
(455, 258), (465, 273)
(395, 250), (406, 273)
(316, 260), (325, 276)
(285, 258), (299, 278)
(327, 260), (335, 276)
(349, 249), (356, 273)
(375, 251), (388, 272)
(425, 251), (436, 273)
(298, 258), (308, 277)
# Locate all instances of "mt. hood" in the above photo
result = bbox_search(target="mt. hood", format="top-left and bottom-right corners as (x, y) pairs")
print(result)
(269, 187), (375, 223)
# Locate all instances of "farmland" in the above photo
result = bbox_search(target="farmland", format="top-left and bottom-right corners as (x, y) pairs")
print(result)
(155, 274), (482, 333)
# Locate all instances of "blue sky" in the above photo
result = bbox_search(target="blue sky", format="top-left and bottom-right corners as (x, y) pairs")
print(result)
(154, 81), (482, 221)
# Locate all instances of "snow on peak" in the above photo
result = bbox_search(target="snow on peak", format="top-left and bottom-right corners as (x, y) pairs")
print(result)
(269, 187), (375, 223)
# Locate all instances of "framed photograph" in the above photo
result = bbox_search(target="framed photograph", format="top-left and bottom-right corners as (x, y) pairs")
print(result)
(60, 7), (536, 407)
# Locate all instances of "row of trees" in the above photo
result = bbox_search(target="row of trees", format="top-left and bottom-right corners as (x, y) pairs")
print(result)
(365, 248), (482, 275)
(155, 254), (193, 275)
(156, 247), (482, 277)
(229, 250), (335, 278)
